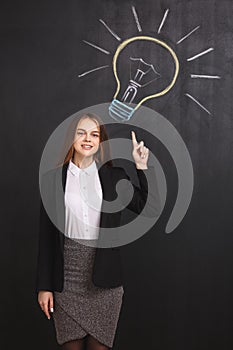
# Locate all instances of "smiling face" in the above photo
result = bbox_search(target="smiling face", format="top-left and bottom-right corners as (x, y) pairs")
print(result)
(73, 117), (100, 162)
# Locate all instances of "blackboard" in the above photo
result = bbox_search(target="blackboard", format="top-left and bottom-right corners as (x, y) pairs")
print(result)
(1, 0), (232, 349)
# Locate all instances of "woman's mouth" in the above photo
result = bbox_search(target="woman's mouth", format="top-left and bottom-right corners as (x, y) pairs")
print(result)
(81, 145), (93, 150)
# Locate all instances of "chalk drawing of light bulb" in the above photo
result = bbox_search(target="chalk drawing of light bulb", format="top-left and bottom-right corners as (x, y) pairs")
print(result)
(109, 36), (179, 122)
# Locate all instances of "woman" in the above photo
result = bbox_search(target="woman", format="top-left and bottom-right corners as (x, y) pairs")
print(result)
(36, 112), (160, 350)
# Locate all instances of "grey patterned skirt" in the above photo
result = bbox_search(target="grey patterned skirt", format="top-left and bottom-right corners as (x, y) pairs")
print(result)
(53, 235), (124, 348)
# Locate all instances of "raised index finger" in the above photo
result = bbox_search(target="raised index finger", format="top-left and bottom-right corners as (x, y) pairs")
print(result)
(131, 131), (138, 147)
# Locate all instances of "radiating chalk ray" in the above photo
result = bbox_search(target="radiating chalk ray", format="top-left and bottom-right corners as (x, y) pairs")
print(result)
(78, 65), (109, 78)
(191, 74), (221, 79)
(99, 19), (121, 41)
(132, 6), (142, 32)
(83, 40), (110, 55)
(158, 9), (169, 34)
(176, 25), (200, 44)
(187, 48), (214, 62)
(185, 93), (211, 115)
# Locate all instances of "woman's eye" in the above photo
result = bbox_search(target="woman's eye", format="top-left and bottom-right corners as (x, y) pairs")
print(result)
(76, 131), (99, 137)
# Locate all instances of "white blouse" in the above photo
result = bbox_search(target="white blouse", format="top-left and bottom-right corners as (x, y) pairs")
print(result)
(64, 159), (103, 240)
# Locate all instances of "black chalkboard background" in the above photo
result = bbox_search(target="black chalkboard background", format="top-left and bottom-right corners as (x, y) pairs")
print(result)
(1, 0), (233, 349)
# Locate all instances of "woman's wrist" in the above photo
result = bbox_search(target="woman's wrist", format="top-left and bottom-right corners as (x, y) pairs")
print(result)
(135, 163), (148, 170)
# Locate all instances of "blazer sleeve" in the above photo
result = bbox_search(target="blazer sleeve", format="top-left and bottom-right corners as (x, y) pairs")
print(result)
(35, 171), (56, 293)
(116, 165), (161, 218)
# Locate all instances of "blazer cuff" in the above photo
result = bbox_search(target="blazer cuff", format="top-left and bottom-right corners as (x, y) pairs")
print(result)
(135, 165), (155, 172)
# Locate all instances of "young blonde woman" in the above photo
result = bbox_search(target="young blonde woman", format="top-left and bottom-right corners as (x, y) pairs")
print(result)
(36, 113), (160, 350)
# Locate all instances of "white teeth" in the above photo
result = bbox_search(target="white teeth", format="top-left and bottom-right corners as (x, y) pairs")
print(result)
(82, 145), (92, 149)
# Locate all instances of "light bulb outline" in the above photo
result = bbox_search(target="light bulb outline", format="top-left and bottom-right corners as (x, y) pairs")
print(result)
(112, 35), (180, 110)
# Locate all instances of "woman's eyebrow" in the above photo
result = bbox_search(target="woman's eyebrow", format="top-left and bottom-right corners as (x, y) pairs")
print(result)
(77, 128), (99, 133)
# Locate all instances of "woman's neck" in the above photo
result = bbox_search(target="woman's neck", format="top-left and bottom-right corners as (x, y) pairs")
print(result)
(72, 154), (94, 169)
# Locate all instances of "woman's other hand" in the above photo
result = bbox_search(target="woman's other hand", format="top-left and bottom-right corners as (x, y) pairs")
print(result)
(38, 291), (54, 320)
(131, 131), (149, 169)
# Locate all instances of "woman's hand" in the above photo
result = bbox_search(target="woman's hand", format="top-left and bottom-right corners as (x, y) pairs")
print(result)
(38, 291), (54, 320)
(131, 131), (149, 169)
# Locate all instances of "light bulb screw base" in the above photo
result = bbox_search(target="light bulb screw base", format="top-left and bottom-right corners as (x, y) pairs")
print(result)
(109, 99), (135, 122)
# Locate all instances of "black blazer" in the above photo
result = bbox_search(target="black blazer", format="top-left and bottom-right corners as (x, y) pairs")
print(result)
(35, 162), (161, 293)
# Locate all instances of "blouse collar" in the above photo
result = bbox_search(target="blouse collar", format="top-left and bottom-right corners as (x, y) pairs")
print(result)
(68, 159), (97, 177)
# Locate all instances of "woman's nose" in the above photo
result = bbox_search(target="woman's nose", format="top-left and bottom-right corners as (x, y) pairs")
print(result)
(84, 133), (91, 141)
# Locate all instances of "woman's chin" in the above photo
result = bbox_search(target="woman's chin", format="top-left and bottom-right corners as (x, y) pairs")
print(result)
(79, 150), (95, 158)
